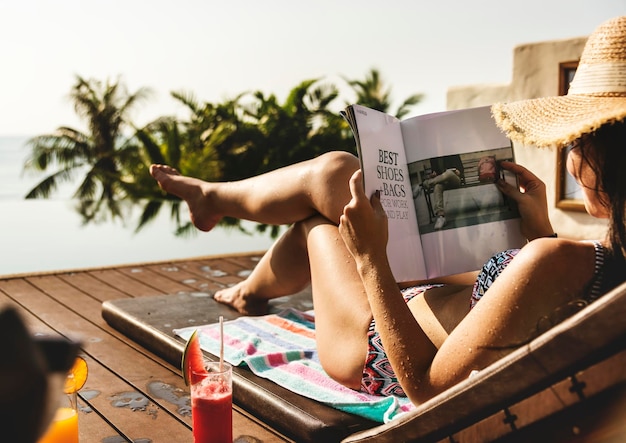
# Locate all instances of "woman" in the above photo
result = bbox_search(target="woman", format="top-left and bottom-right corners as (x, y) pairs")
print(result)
(151, 16), (626, 405)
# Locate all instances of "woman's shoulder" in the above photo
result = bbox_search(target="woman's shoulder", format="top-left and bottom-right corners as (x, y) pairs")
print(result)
(515, 237), (597, 282)
(521, 237), (596, 258)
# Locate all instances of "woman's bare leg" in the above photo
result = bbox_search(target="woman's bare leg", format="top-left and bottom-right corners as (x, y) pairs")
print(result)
(150, 151), (359, 231)
(215, 215), (371, 389)
(302, 216), (372, 389)
(214, 223), (313, 315)
(152, 152), (370, 386)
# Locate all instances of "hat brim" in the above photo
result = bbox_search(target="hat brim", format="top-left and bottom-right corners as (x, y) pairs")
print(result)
(492, 95), (626, 148)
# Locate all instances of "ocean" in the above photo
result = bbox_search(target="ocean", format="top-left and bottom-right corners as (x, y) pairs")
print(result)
(0, 136), (277, 275)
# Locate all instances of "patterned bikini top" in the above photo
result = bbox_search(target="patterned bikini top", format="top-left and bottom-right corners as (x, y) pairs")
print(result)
(470, 240), (608, 309)
(586, 240), (606, 303)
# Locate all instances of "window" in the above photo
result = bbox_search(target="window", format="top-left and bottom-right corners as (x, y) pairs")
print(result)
(558, 61), (578, 96)
(555, 61), (586, 211)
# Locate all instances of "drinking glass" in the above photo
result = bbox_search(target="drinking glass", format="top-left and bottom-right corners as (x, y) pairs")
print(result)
(190, 361), (232, 443)
(38, 373), (79, 443)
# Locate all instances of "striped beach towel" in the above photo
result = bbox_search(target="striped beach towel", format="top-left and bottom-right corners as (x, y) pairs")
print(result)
(174, 308), (414, 423)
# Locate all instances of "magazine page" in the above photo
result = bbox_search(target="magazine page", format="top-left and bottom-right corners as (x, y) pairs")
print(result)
(343, 105), (427, 282)
(400, 105), (526, 278)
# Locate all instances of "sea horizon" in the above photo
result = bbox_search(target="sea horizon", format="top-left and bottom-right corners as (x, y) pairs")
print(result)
(0, 136), (277, 275)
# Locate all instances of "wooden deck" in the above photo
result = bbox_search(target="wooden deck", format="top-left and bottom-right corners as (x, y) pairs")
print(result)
(5, 252), (626, 443)
(0, 252), (292, 443)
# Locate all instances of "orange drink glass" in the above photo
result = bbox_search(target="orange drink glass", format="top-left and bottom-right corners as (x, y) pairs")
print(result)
(38, 356), (87, 443)
(38, 389), (78, 443)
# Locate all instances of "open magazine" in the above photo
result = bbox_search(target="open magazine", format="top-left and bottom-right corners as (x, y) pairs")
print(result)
(341, 104), (526, 283)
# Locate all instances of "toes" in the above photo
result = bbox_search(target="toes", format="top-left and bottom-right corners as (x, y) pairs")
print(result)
(162, 165), (181, 176)
(150, 164), (181, 179)
(213, 287), (235, 305)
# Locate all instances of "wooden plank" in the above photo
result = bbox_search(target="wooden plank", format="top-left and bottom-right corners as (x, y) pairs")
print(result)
(1, 276), (188, 387)
(117, 266), (195, 295)
(77, 402), (128, 442)
(59, 271), (132, 303)
(181, 256), (258, 285)
(223, 253), (264, 268)
(1, 273), (290, 442)
(451, 380), (626, 442)
(24, 274), (178, 366)
(26, 274), (106, 320)
(85, 269), (163, 297)
(444, 373), (579, 442)
(141, 262), (229, 294)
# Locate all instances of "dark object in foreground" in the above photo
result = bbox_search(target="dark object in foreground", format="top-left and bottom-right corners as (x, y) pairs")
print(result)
(0, 307), (80, 443)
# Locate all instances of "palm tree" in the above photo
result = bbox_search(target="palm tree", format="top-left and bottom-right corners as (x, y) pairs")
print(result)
(218, 79), (355, 237)
(346, 68), (423, 119)
(238, 78), (354, 172)
(131, 79), (354, 238)
(23, 76), (150, 223)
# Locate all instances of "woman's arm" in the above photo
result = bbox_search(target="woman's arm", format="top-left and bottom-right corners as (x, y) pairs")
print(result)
(426, 237), (596, 398)
(338, 164), (565, 404)
(338, 170), (441, 403)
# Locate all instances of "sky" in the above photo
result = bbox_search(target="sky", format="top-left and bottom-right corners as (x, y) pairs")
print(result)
(1, 1), (625, 137)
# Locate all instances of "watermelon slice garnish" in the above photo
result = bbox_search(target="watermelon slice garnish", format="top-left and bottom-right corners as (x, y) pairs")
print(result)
(181, 330), (208, 386)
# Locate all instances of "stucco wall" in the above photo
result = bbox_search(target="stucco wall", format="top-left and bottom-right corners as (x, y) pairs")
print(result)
(447, 36), (608, 240)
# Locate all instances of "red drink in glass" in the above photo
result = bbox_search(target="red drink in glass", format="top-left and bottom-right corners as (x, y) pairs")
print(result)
(191, 362), (232, 443)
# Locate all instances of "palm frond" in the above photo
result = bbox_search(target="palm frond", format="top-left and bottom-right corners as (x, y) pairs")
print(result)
(134, 199), (163, 232)
(171, 90), (201, 114)
(174, 221), (197, 238)
(24, 132), (90, 171)
(24, 167), (75, 199)
(394, 93), (424, 119)
(135, 127), (167, 165)
(73, 170), (99, 201)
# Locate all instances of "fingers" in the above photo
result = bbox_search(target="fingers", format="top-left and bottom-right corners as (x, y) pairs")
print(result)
(345, 169), (386, 221)
(495, 176), (517, 197)
(371, 189), (388, 220)
(348, 169), (381, 202)
(499, 161), (546, 192)
(500, 161), (542, 184)
(348, 169), (366, 202)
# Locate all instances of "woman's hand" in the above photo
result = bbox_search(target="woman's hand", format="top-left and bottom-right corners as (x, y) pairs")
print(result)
(338, 170), (389, 266)
(496, 161), (555, 241)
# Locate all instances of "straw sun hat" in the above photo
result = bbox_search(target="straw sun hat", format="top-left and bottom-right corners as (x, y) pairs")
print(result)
(492, 15), (626, 148)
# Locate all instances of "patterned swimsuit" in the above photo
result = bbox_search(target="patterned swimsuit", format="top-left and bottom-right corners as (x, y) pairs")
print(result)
(361, 285), (439, 397)
(360, 241), (607, 397)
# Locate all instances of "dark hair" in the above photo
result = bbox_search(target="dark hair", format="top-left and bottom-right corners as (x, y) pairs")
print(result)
(578, 120), (626, 290)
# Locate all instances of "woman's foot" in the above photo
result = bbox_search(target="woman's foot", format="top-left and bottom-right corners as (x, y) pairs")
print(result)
(213, 282), (269, 316)
(150, 164), (222, 232)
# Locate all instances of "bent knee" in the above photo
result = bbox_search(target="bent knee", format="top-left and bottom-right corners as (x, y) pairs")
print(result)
(318, 346), (365, 391)
(314, 151), (359, 178)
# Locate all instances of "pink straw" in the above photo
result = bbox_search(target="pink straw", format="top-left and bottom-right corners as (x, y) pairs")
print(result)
(219, 316), (224, 372)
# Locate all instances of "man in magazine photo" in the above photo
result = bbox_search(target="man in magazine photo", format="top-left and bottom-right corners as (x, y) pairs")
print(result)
(415, 154), (464, 229)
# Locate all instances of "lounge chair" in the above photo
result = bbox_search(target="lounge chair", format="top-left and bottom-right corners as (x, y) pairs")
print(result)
(102, 281), (626, 442)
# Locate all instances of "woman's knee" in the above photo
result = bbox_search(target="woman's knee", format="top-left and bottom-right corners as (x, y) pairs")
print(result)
(312, 151), (359, 181)
(308, 152), (359, 219)
(296, 214), (334, 238)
